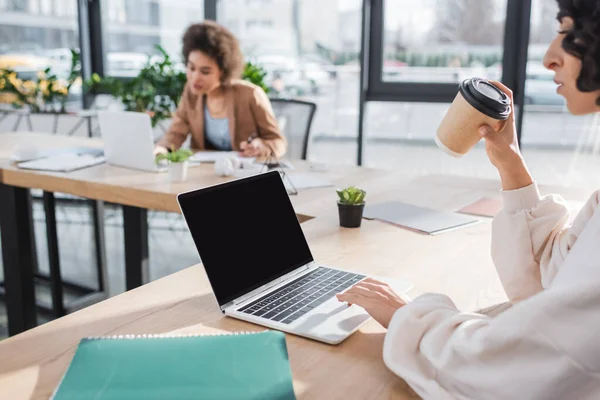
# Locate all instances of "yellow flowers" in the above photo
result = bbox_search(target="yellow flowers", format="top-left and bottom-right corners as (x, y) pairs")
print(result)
(23, 80), (36, 91)
(54, 81), (68, 95)
(0, 67), (74, 111)
(39, 80), (48, 95)
(7, 72), (19, 87)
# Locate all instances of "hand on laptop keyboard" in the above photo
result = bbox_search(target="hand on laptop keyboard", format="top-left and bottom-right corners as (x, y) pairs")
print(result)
(239, 267), (365, 324)
(336, 278), (410, 329)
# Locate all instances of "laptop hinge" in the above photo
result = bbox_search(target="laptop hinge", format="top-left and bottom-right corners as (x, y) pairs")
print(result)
(221, 262), (316, 311)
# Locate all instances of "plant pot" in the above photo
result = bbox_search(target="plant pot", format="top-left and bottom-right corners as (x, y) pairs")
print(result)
(338, 202), (365, 228)
(168, 161), (188, 182)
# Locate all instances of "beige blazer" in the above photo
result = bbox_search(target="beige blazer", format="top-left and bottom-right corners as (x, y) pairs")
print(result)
(157, 80), (286, 158)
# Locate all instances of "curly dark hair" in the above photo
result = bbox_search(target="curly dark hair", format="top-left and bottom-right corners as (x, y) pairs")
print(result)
(556, 0), (600, 104)
(182, 21), (244, 83)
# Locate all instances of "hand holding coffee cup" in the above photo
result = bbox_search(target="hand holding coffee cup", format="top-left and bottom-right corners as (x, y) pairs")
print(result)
(477, 81), (525, 172)
(436, 77), (512, 158)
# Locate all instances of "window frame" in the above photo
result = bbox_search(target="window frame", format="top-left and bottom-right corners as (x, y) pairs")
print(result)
(78, 0), (535, 165)
(366, 0), (531, 104)
(356, 0), (532, 164)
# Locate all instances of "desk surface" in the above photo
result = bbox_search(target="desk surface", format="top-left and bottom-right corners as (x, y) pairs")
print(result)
(1, 133), (595, 399)
(0, 175), (518, 400)
(0, 132), (392, 220)
(2, 132), (592, 219)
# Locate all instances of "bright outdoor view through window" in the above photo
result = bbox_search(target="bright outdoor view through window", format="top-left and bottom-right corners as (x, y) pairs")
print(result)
(1, 0), (598, 186)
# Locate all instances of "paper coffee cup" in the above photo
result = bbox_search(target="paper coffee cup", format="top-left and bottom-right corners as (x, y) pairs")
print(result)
(436, 78), (511, 158)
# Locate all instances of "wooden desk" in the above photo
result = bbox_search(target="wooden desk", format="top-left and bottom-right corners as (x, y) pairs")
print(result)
(0, 176), (509, 400)
(2, 168), (594, 399)
(0, 133), (385, 218)
(0, 133), (396, 336)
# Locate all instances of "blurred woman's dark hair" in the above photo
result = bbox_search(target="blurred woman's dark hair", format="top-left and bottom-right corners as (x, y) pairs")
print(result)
(182, 21), (244, 83)
(556, 0), (600, 104)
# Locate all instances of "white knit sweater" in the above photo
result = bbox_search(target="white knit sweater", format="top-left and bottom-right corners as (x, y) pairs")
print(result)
(383, 183), (600, 399)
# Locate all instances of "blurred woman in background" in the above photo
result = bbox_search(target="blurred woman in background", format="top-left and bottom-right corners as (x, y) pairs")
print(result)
(156, 21), (286, 158)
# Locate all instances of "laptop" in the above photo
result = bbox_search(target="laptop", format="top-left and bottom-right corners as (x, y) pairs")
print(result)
(98, 111), (166, 172)
(177, 171), (411, 344)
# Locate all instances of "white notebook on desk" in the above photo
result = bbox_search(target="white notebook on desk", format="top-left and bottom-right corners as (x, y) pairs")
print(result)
(364, 201), (480, 235)
(284, 173), (333, 191)
(17, 153), (106, 172)
(190, 151), (255, 164)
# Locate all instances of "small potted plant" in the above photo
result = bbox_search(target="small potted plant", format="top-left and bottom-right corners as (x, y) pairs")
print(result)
(336, 186), (366, 228)
(156, 146), (193, 182)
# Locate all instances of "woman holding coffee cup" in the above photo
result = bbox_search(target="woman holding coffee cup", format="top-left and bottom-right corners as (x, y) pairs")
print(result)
(336, 1), (600, 398)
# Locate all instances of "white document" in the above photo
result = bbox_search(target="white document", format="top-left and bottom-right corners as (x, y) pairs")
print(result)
(364, 201), (479, 235)
(190, 151), (255, 164)
(17, 154), (106, 172)
(10, 146), (103, 162)
(283, 173), (333, 191)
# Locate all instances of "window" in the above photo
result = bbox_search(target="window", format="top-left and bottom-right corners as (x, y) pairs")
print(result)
(361, 101), (495, 177)
(0, 0), (80, 109)
(520, 0), (600, 188)
(246, 0), (271, 6)
(102, 0), (204, 70)
(367, 0), (509, 103)
(217, 0), (362, 164)
(246, 19), (273, 31)
(2, 0), (27, 11)
(362, 0), (511, 172)
(382, 0), (507, 85)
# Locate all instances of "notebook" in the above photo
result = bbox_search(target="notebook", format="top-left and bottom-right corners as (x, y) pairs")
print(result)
(51, 330), (296, 400)
(190, 151), (255, 165)
(456, 197), (503, 218)
(363, 201), (479, 235)
(10, 146), (103, 163)
(284, 173), (332, 190)
(17, 153), (106, 172)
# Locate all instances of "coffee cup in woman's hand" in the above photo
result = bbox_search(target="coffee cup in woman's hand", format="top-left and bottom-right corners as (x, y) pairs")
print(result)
(436, 77), (512, 158)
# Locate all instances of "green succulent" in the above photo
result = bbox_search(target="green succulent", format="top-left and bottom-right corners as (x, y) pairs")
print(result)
(155, 146), (193, 163)
(336, 186), (366, 205)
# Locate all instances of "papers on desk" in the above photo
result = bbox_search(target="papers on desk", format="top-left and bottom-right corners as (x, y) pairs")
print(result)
(232, 169), (333, 192)
(283, 173), (333, 191)
(456, 197), (503, 218)
(10, 146), (103, 163)
(190, 152), (296, 170)
(190, 151), (255, 164)
(364, 201), (479, 235)
(17, 153), (106, 172)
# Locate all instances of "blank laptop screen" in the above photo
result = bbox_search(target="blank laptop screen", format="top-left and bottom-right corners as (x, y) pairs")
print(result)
(177, 171), (314, 307)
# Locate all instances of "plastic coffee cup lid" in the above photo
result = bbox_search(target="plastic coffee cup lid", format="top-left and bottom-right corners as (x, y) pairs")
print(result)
(459, 78), (511, 120)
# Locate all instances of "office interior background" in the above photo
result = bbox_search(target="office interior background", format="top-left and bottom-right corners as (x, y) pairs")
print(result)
(1, 0), (599, 338)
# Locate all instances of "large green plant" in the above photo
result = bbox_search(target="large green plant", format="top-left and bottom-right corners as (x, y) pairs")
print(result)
(242, 61), (269, 93)
(85, 45), (186, 127)
(86, 45), (270, 127)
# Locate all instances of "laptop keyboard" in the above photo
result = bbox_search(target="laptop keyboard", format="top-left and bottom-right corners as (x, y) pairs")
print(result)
(237, 267), (365, 325)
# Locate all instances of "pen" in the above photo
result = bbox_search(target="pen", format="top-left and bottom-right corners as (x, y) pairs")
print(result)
(247, 134), (257, 144)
